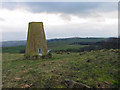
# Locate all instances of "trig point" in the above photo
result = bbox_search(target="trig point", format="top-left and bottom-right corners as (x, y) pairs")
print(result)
(25, 22), (48, 58)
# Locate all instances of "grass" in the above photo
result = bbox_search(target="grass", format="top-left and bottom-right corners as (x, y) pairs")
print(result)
(2, 46), (25, 53)
(2, 38), (107, 53)
(48, 44), (88, 51)
(2, 49), (119, 88)
(2, 44), (88, 53)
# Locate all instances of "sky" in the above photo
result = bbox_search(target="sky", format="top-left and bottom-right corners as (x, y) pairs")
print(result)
(0, 2), (118, 41)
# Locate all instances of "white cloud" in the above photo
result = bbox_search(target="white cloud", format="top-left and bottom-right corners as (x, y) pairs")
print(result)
(0, 7), (118, 41)
(0, 8), (69, 32)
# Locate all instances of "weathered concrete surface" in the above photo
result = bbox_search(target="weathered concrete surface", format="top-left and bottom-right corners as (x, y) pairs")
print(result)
(25, 22), (48, 58)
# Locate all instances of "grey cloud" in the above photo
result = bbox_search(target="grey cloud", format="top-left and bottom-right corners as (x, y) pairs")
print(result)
(0, 17), (5, 21)
(2, 2), (117, 14)
(2, 2), (118, 20)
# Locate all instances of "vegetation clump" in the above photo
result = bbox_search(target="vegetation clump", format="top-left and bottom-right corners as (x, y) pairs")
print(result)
(41, 53), (52, 59)
(24, 53), (52, 60)
(24, 54), (30, 59)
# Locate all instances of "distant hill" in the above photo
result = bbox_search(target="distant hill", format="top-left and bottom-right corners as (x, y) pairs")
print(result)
(1, 40), (26, 47)
(1, 37), (107, 47)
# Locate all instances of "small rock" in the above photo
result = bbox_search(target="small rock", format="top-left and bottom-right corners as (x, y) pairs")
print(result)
(67, 52), (70, 54)
(79, 53), (82, 55)
(65, 79), (73, 88)
(113, 61), (117, 63)
(97, 82), (102, 88)
(86, 60), (90, 62)
(8, 70), (11, 72)
(56, 52), (63, 54)
(73, 82), (89, 88)
(21, 65), (25, 68)
(15, 77), (21, 80)
(64, 79), (90, 88)
(38, 72), (41, 74)
(42, 64), (46, 66)
(109, 72), (113, 75)
(51, 70), (57, 73)
(59, 74), (63, 76)
(33, 57), (36, 60)
(104, 81), (110, 88)
(29, 83), (35, 87)
(24, 80), (27, 83)
(24, 84), (30, 88)
(51, 61), (54, 63)
(76, 80), (79, 82)
(104, 81), (109, 85)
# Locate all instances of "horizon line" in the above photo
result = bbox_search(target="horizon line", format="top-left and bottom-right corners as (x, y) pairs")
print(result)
(1, 36), (118, 42)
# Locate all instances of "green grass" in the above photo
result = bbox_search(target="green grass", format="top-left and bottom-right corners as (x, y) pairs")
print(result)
(2, 38), (107, 53)
(2, 46), (25, 53)
(2, 44), (88, 53)
(2, 38), (118, 88)
(48, 44), (88, 51)
(2, 49), (119, 88)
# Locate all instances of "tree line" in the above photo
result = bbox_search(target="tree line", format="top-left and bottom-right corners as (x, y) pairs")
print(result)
(20, 37), (120, 53)
(55, 38), (120, 53)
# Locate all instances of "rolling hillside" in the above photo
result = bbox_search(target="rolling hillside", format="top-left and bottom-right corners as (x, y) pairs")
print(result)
(2, 49), (119, 88)
(2, 37), (119, 88)
(2, 37), (107, 53)
(2, 37), (107, 47)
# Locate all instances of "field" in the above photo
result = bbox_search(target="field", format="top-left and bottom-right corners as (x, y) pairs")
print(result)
(2, 38), (107, 53)
(2, 38), (119, 88)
